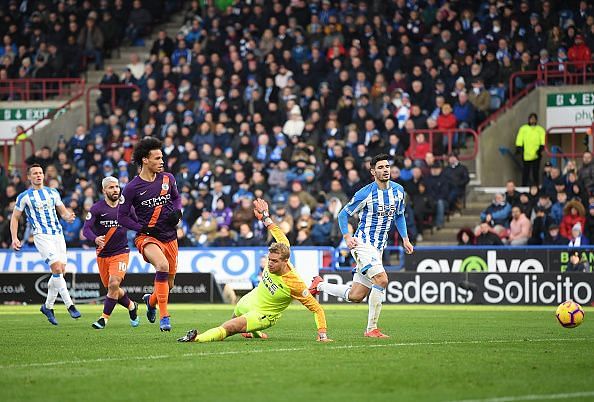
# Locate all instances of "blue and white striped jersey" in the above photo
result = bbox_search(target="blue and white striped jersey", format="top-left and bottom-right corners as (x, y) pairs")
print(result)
(14, 187), (64, 235)
(343, 181), (406, 251)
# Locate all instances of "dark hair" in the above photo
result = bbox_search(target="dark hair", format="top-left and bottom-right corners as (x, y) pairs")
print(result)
(27, 163), (43, 174)
(371, 153), (390, 168)
(133, 137), (162, 166)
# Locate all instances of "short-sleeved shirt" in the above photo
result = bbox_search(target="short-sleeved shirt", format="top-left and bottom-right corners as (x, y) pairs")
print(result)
(118, 172), (180, 242)
(343, 181), (406, 251)
(83, 200), (129, 257)
(15, 187), (64, 235)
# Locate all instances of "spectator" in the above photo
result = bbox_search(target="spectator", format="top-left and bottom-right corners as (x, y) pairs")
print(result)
(424, 163), (450, 230)
(411, 182), (436, 240)
(191, 208), (217, 246)
(560, 200), (586, 239)
(515, 113), (545, 186)
(236, 223), (258, 247)
(568, 222), (589, 247)
(125, 1), (153, 45)
(566, 251), (589, 272)
(578, 151), (594, 194)
(551, 192), (567, 224)
(476, 221), (504, 246)
(77, 16), (104, 70)
(480, 193), (512, 228)
(508, 206), (531, 245)
(443, 153), (470, 212)
(568, 34), (592, 66)
(211, 226), (237, 248)
(504, 180), (521, 207)
(457, 228), (475, 245)
(542, 224), (568, 245)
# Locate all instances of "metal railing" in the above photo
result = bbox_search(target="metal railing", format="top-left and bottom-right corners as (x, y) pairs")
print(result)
(85, 83), (142, 128)
(545, 125), (593, 158)
(478, 61), (594, 134)
(0, 78), (85, 101)
(407, 128), (479, 160)
(1, 89), (86, 176)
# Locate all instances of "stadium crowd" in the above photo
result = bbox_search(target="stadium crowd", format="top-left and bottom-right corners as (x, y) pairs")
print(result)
(1, 0), (594, 250)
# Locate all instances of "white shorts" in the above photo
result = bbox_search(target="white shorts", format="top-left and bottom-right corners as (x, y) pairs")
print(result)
(34, 234), (67, 266)
(350, 241), (385, 289)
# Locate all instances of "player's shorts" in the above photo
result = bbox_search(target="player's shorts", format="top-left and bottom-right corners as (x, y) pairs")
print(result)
(96, 252), (129, 287)
(34, 234), (67, 266)
(350, 241), (385, 289)
(233, 300), (280, 332)
(135, 235), (178, 275)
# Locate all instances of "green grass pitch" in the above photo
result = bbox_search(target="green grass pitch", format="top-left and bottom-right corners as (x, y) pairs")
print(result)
(1, 304), (593, 402)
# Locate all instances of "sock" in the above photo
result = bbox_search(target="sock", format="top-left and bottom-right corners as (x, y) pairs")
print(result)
(56, 274), (73, 308)
(318, 282), (351, 301)
(119, 293), (137, 320)
(149, 292), (157, 307)
(153, 271), (169, 318)
(196, 326), (227, 343)
(118, 293), (134, 310)
(367, 285), (385, 332)
(101, 296), (117, 320)
(45, 274), (60, 309)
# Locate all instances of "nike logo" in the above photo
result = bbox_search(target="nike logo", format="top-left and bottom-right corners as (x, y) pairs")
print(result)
(100, 213), (108, 217)
(139, 190), (148, 195)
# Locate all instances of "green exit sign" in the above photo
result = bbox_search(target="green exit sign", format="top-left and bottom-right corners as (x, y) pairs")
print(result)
(547, 93), (594, 107)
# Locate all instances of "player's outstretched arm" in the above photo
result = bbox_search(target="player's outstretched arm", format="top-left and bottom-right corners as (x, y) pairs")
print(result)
(287, 275), (332, 342)
(253, 198), (290, 246)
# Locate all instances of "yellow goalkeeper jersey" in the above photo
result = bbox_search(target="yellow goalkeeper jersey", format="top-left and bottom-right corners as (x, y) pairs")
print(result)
(238, 224), (327, 330)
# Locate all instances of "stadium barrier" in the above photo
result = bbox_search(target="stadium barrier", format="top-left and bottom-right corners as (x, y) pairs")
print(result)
(317, 271), (594, 305)
(0, 272), (223, 304)
(545, 125), (593, 158)
(0, 78), (85, 101)
(408, 128), (479, 160)
(0, 247), (333, 290)
(85, 83), (141, 128)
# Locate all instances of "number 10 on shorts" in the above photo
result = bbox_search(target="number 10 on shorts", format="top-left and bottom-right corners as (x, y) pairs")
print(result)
(118, 262), (127, 272)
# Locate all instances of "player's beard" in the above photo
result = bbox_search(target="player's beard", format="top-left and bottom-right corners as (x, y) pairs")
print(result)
(377, 174), (390, 183)
(108, 192), (120, 202)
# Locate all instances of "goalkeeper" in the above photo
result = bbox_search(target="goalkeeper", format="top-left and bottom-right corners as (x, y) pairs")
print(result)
(178, 198), (331, 343)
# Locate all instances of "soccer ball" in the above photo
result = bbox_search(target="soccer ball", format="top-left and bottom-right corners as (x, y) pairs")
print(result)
(555, 300), (585, 328)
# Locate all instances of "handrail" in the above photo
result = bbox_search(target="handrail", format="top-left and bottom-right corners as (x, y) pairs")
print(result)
(544, 125), (592, 158)
(2, 86), (86, 176)
(478, 61), (594, 134)
(477, 82), (536, 134)
(0, 78), (85, 101)
(85, 83), (142, 128)
(407, 128), (479, 160)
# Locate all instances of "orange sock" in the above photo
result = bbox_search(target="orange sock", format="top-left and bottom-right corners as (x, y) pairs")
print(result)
(149, 292), (157, 307)
(155, 280), (169, 318)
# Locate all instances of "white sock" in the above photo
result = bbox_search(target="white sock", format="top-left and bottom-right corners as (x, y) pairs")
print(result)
(56, 274), (74, 308)
(367, 285), (385, 332)
(318, 282), (351, 301)
(45, 274), (60, 309)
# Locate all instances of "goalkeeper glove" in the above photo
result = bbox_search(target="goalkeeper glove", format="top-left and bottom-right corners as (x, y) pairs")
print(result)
(140, 225), (161, 237)
(164, 209), (182, 227)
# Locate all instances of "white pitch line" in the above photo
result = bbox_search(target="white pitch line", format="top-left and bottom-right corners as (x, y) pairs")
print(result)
(1, 337), (590, 370)
(451, 390), (594, 402)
